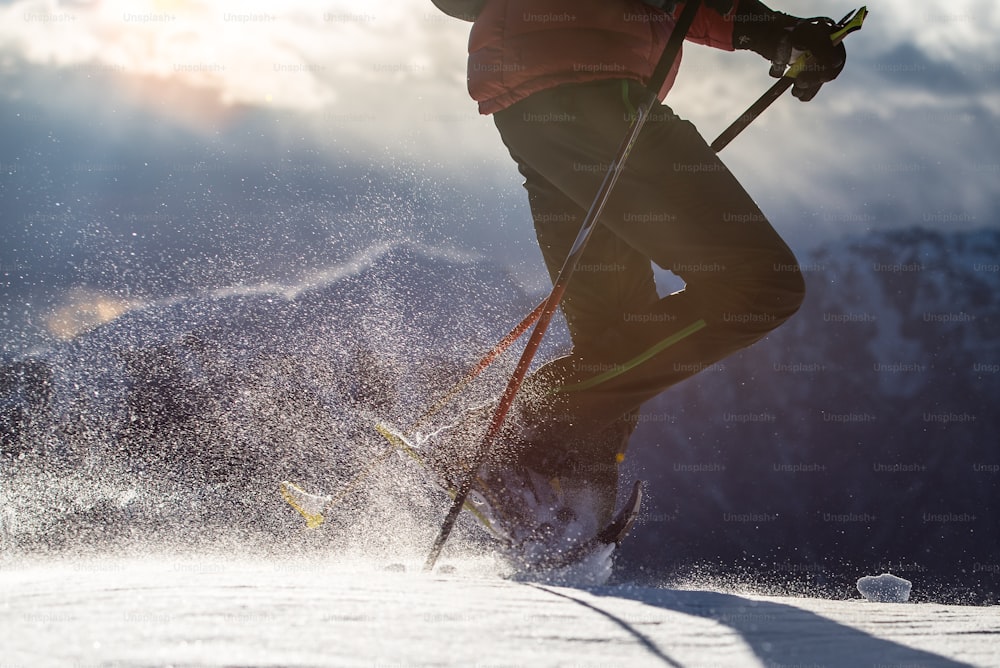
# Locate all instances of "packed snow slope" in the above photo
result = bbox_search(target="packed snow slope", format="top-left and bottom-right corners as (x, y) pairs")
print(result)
(1, 229), (998, 603)
(1, 555), (996, 668)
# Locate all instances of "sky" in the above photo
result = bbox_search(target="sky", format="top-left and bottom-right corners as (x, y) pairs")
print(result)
(1, 0), (999, 349)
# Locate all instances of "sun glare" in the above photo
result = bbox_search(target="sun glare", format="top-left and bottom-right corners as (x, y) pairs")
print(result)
(66, 0), (354, 118)
(1, 0), (461, 140)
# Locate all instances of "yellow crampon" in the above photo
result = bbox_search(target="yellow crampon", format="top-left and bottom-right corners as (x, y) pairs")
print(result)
(280, 481), (328, 529)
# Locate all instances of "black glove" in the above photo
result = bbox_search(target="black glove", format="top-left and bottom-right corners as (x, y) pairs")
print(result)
(734, 0), (846, 102)
(772, 18), (846, 101)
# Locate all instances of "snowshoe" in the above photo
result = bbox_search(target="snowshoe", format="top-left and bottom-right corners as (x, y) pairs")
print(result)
(377, 418), (643, 572)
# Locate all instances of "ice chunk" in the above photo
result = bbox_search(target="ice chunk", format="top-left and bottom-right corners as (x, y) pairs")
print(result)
(857, 573), (912, 602)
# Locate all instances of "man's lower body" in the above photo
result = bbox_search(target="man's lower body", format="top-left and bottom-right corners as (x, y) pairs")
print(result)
(490, 79), (805, 519)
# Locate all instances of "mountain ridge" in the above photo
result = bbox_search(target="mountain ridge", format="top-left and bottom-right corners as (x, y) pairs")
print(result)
(2, 226), (997, 601)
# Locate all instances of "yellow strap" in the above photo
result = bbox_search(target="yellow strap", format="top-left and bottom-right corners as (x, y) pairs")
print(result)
(621, 80), (638, 121)
(557, 319), (708, 394)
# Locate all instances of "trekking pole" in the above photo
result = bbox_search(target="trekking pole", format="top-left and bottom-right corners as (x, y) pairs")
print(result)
(423, 0), (706, 571)
(710, 6), (867, 152)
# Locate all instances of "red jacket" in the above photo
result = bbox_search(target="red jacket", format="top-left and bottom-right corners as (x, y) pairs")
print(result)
(468, 0), (741, 114)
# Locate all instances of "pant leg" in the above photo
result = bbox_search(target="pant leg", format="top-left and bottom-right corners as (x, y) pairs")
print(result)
(514, 157), (650, 493)
(521, 160), (659, 363)
(494, 80), (805, 443)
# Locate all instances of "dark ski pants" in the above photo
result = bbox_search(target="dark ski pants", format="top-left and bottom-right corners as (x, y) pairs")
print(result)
(493, 80), (805, 461)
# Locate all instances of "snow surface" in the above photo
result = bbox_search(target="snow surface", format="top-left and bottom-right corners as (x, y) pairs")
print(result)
(1, 554), (996, 668)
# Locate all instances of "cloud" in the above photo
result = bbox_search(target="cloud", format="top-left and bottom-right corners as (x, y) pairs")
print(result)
(1, 0), (998, 260)
(3, 1), (329, 109)
(0, 1), (464, 109)
(0, 0), (504, 168)
(4, 1), (997, 161)
(863, 0), (1000, 64)
(2, 0), (999, 354)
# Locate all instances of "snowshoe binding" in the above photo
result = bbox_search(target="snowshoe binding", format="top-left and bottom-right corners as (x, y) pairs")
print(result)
(377, 406), (644, 573)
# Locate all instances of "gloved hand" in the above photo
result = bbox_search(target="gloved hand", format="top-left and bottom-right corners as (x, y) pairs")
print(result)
(770, 18), (846, 101)
(734, 0), (847, 102)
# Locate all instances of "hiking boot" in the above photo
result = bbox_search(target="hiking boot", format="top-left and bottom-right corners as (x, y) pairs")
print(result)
(418, 404), (636, 563)
(472, 452), (609, 563)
